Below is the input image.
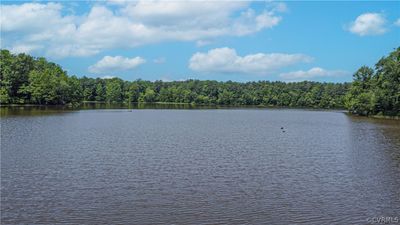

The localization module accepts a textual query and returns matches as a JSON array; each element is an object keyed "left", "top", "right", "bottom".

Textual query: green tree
[
  {"left": 140, "top": 88, "right": 156, "bottom": 102},
  {"left": 25, "top": 69, "right": 58, "bottom": 104},
  {"left": 374, "top": 47, "right": 400, "bottom": 115},
  {"left": 105, "top": 79, "right": 123, "bottom": 102},
  {"left": 95, "top": 80, "right": 106, "bottom": 102},
  {"left": 126, "top": 83, "right": 140, "bottom": 102}
]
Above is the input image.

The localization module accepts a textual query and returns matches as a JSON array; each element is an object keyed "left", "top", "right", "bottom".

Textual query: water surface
[{"left": 1, "top": 107, "right": 399, "bottom": 224}]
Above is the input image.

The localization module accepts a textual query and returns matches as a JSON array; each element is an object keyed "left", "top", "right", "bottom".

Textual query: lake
[{"left": 1, "top": 106, "right": 400, "bottom": 224}]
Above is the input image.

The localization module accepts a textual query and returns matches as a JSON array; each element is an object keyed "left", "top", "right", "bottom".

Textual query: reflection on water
[
  {"left": 1, "top": 103, "right": 334, "bottom": 117},
  {"left": 347, "top": 115, "right": 400, "bottom": 167},
  {"left": 1, "top": 108, "right": 399, "bottom": 224},
  {"left": 1, "top": 105, "right": 73, "bottom": 117},
  {"left": 0, "top": 103, "right": 266, "bottom": 117}
]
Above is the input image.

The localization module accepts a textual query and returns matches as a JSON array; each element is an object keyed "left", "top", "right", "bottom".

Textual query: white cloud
[
  {"left": 0, "top": 3, "right": 81, "bottom": 56},
  {"left": 394, "top": 18, "right": 400, "bottom": 26},
  {"left": 231, "top": 8, "right": 281, "bottom": 36},
  {"left": 0, "top": 1, "right": 285, "bottom": 58},
  {"left": 153, "top": 57, "right": 166, "bottom": 64},
  {"left": 189, "top": 47, "right": 312, "bottom": 75},
  {"left": 273, "top": 2, "right": 288, "bottom": 13},
  {"left": 0, "top": 3, "right": 69, "bottom": 32},
  {"left": 107, "top": 0, "right": 129, "bottom": 6},
  {"left": 348, "top": 13, "right": 387, "bottom": 36},
  {"left": 89, "top": 56, "right": 146, "bottom": 74},
  {"left": 279, "top": 67, "right": 349, "bottom": 81},
  {"left": 121, "top": 1, "right": 246, "bottom": 26},
  {"left": 196, "top": 40, "right": 213, "bottom": 47},
  {"left": 100, "top": 75, "right": 117, "bottom": 79},
  {"left": 9, "top": 44, "right": 43, "bottom": 54}
]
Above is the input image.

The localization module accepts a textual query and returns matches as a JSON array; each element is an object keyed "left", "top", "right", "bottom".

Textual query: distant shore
[
  {"left": 3, "top": 102, "right": 399, "bottom": 120},
  {"left": 3, "top": 103, "right": 397, "bottom": 119},
  {"left": 1, "top": 101, "right": 345, "bottom": 110}
]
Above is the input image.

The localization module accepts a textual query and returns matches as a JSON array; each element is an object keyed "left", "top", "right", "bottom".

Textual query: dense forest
[
  {"left": 344, "top": 48, "right": 400, "bottom": 116},
  {"left": 1, "top": 48, "right": 399, "bottom": 116}
]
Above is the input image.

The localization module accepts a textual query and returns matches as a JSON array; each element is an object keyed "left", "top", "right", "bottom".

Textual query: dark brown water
[{"left": 1, "top": 107, "right": 400, "bottom": 224}]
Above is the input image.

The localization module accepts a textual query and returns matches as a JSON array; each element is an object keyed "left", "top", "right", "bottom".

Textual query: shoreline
[
  {"left": 1, "top": 104, "right": 398, "bottom": 120},
  {"left": 370, "top": 115, "right": 400, "bottom": 120},
  {"left": 345, "top": 112, "right": 400, "bottom": 120},
  {"left": 1, "top": 102, "right": 346, "bottom": 110},
  {"left": 3, "top": 103, "right": 398, "bottom": 119}
]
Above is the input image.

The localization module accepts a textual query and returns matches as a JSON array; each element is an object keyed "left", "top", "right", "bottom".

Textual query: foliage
[
  {"left": 1, "top": 50, "right": 81, "bottom": 104},
  {"left": 1, "top": 48, "right": 399, "bottom": 117},
  {"left": 344, "top": 47, "right": 400, "bottom": 116}
]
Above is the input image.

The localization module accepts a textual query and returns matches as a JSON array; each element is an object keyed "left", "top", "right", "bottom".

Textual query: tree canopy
[
  {"left": 345, "top": 47, "right": 399, "bottom": 116},
  {"left": 1, "top": 48, "right": 399, "bottom": 116}
]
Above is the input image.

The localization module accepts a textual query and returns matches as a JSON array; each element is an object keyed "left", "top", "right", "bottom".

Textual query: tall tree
[{"left": 105, "top": 79, "right": 123, "bottom": 102}]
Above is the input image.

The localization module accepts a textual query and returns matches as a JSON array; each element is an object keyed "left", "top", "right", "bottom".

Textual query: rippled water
[{"left": 1, "top": 108, "right": 400, "bottom": 224}]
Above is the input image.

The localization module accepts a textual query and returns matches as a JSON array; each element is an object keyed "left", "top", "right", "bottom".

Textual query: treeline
[
  {"left": 1, "top": 48, "right": 399, "bottom": 116},
  {"left": 1, "top": 50, "right": 81, "bottom": 105},
  {"left": 345, "top": 48, "right": 400, "bottom": 116},
  {"left": 0, "top": 49, "right": 349, "bottom": 108}
]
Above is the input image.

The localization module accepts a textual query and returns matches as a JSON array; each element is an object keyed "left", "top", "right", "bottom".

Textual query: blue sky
[{"left": 1, "top": 1, "right": 399, "bottom": 82}]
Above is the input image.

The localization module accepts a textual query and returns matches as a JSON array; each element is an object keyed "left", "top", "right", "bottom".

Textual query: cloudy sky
[{"left": 1, "top": 1, "right": 399, "bottom": 82}]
